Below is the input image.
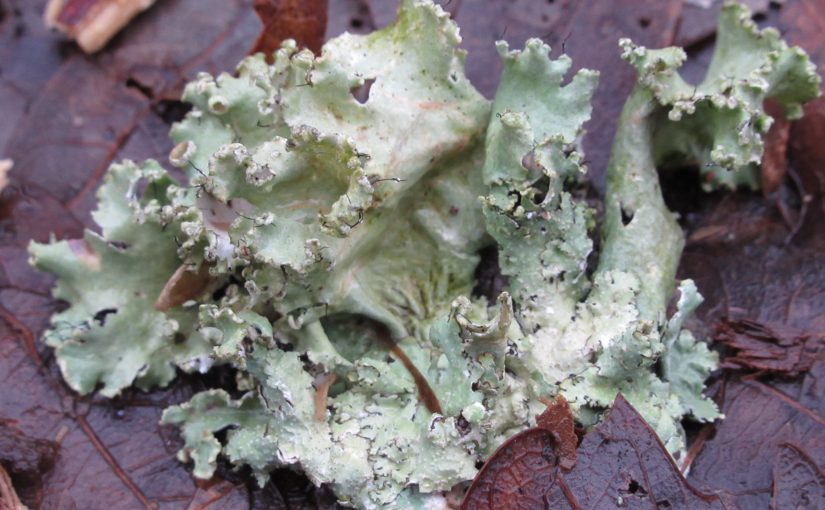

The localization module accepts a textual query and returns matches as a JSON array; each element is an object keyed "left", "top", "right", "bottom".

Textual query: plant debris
[
  {"left": 1, "top": 463, "right": 28, "bottom": 510},
  {"left": 43, "top": 0, "right": 157, "bottom": 53},
  {"left": 716, "top": 319, "right": 823, "bottom": 376},
  {"left": 251, "top": 0, "right": 328, "bottom": 55},
  {"left": 688, "top": 373, "right": 825, "bottom": 508},
  {"left": 0, "top": 160, "right": 11, "bottom": 194},
  {"left": 462, "top": 395, "right": 737, "bottom": 509}
]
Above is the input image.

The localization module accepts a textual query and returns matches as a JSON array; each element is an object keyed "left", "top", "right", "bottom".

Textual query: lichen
[{"left": 29, "top": 1, "right": 819, "bottom": 508}]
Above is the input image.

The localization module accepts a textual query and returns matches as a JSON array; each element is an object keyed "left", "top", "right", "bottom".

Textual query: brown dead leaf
[
  {"left": 461, "top": 427, "right": 561, "bottom": 509},
  {"left": 778, "top": 0, "right": 825, "bottom": 248},
  {"left": 0, "top": 0, "right": 70, "bottom": 154},
  {"left": 0, "top": 421, "right": 57, "bottom": 509},
  {"left": 155, "top": 262, "right": 212, "bottom": 312},
  {"left": 462, "top": 395, "right": 736, "bottom": 510},
  {"left": 251, "top": 0, "right": 328, "bottom": 56},
  {"left": 771, "top": 443, "right": 825, "bottom": 509},
  {"left": 536, "top": 396, "right": 577, "bottom": 471},
  {"left": 688, "top": 373, "right": 825, "bottom": 508}
]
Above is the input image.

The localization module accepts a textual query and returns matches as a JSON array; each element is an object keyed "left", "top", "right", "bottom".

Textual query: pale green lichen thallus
[{"left": 29, "top": 1, "right": 819, "bottom": 508}]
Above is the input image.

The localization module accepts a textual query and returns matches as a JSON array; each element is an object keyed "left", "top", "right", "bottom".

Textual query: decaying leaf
[
  {"left": 155, "top": 262, "right": 212, "bottom": 312},
  {"left": 0, "top": 422, "right": 57, "bottom": 510},
  {"left": 459, "top": 396, "right": 578, "bottom": 510},
  {"left": 780, "top": 0, "right": 825, "bottom": 247},
  {"left": 462, "top": 395, "right": 735, "bottom": 510},
  {"left": 771, "top": 443, "right": 825, "bottom": 509},
  {"left": 536, "top": 397, "right": 577, "bottom": 471},
  {"left": 460, "top": 427, "right": 562, "bottom": 510},
  {"left": 688, "top": 372, "right": 825, "bottom": 508}
]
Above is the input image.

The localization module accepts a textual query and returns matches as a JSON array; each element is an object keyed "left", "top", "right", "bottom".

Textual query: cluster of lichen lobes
[
  {"left": 622, "top": 1, "right": 819, "bottom": 190},
  {"left": 28, "top": 1, "right": 818, "bottom": 509}
]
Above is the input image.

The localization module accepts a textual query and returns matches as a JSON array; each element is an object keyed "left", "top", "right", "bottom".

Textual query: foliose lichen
[{"left": 29, "top": 1, "right": 819, "bottom": 508}]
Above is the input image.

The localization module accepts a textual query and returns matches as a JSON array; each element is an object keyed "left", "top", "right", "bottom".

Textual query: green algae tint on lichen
[{"left": 29, "top": 1, "right": 819, "bottom": 508}]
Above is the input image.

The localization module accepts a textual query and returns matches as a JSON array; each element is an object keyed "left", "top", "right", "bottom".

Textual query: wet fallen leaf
[
  {"left": 0, "top": 421, "right": 57, "bottom": 509},
  {"left": 688, "top": 373, "right": 825, "bottom": 508},
  {"left": 677, "top": 163, "right": 824, "bottom": 347},
  {"left": 680, "top": 203, "right": 825, "bottom": 508},
  {"left": 462, "top": 395, "right": 735, "bottom": 510},
  {"left": 779, "top": 0, "right": 825, "bottom": 249},
  {"left": 184, "top": 479, "right": 250, "bottom": 510},
  {"left": 461, "top": 428, "right": 561, "bottom": 510},
  {"left": 460, "top": 397, "right": 577, "bottom": 509},
  {"left": 771, "top": 443, "right": 825, "bottom": 509}
]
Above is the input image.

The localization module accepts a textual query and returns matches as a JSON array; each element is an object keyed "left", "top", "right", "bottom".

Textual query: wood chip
[
  {"left": 44, "top": 0, "right": 157, "bottom": 53},
  {"left": 0, "top": 159, "right": 11, "bottom": 194}
]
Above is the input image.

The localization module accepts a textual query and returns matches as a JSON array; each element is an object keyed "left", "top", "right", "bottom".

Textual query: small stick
[{"left": 376, "top": 325, "right": 443, "bottom": 415}]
